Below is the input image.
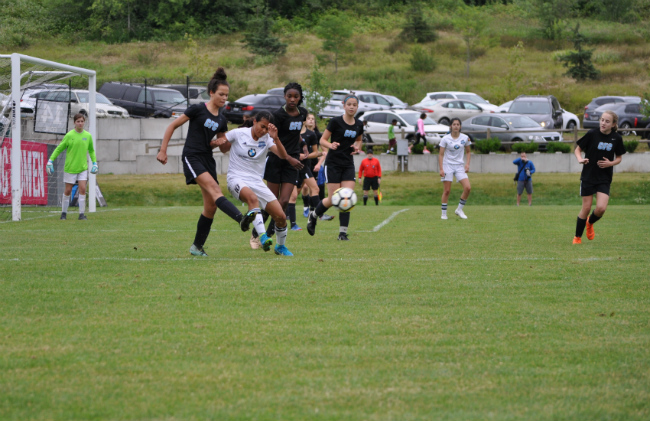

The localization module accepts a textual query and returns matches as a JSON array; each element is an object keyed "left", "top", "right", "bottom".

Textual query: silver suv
[
  {"left": 507, "top": 95, "right": 564, "bottom": 129},
  {"left": 319, "top": 89, "right": 403, "bottom": 119}
]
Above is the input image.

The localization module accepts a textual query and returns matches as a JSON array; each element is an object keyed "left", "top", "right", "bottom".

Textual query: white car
[
  {"left": 359, "top": 109, "right": 450, "bottom": 144},
  {"left": 498, "top": 100, "right": 580, "bottom": 130},
  {"left": 319, "top": 89, "right": 402, "bottom": 119},
  {"left": 420, "top": 91, "right": 500, "bottom": 112},
  {"left": 32, "top": 89, "right": 129, "bottom": 118}
]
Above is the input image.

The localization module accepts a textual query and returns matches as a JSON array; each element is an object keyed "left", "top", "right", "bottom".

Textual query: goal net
[{"left": 0, "top": 53, "right": 98, "bottom": 221}]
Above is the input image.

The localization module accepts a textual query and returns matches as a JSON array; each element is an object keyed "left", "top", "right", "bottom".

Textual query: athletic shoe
[
  {"left": 274, "top": 244, "right": 294, "bottom": 256},
  {"left": 572, "top": 236, "right": 582, "bottom": 245},
  {"left": 319, "top": 214, "right": 335, "bottom": 221},
  {"left": 455, "top": 209, "right": 468, "bottom": 219},
  {"left": 291, "top": 224, "right": 302, "bottom": 231},
  {"left": 586, "top": 221, "right": 595, "bottom": 240},
  {"left": 338, "top": 232, "right": 350, "bottom": 241},
  {"left": 250, "top": 235, "right": 262, "bottom": 250},
  {"left": 307, "top": 211, "right": 318, "bottom": 236},
  {"left": 260, "top": 233, "right": 273, "bottom": 252},
  {"left": 240, "top": 210, "right": 256, "bottom": 232},
  {"left": 60, "top": 212, "right": 66, "bottom": 220},
  {"left": 441, "top": 214, "right": 448, "bottom": 220},
  {"left": 190, "top": 244, "right": 208, "bottom": 257},
  {"left": 303, "top": 208, "right": 309, "bottom": 218},
  {"left": 78, "top": 214, "right": 87, "bottom": 220}
]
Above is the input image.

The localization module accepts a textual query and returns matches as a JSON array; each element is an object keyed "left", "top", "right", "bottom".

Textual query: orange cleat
[
  {"left": 572, "top": 236, "right": 582, "bottom": 244},
  {"left": 586, "top": 221, "right": 595, "bottom": 240}
]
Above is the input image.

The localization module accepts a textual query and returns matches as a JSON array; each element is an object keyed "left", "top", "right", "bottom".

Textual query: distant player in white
[
  {"left": 438, "top": 118, "right": 472, "bottom": 219},
  {"left": 222, "top": 111, "right": 295, "bottom": 256}
]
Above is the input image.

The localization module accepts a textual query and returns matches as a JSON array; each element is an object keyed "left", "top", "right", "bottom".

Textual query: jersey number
[{"left": 597, "top": 142, "right": 613, "bottom": 151}]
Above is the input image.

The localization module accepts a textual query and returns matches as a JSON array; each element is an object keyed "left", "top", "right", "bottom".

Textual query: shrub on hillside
[
  {"left": 512, "top": 143, "right": 539, "bottom": 153},
  {"left": 410, "top": 46, "right": 436, "bottom": 72},
  {"left": 474, "top": 138, "right": 501, "bottom": 154},
  {"left": 624, "top": 140, "right": 639, "bottom": 153},
  {"left": 546, "top": 142, "right": 571, "bottom": 153}
]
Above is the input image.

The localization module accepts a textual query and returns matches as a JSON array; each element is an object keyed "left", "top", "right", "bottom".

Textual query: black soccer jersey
[
  {"left": 576, "top": 129, "right": 626, "bottom": 184},
  {"left": 301, "top": 129, "right": 319, "bottom": 167},
  {"left": 324, "top": 116, "right": 364, "bottom": 167},
  {"left": 182, "top": 104, "right": 228, "bottom": 156},
  {"left": 272, "top": 106, "right": 308, "bottom": 157}
]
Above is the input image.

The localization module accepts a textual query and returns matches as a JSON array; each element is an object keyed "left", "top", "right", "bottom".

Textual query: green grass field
[{"left": 1, "top": 174, "right": 649, "bottom": 420}]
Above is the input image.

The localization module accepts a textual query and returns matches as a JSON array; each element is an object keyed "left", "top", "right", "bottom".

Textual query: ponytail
[{"left": 207, "top": 67, "right": 229, "bottom": 94}]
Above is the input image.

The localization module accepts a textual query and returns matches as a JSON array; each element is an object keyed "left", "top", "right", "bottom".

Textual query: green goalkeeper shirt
[
  {"left": 388, "top": 124, "right": 396, "bottom": 140},
  {"left": 49, "top": 129, "right": 97, "bottom": 174}
]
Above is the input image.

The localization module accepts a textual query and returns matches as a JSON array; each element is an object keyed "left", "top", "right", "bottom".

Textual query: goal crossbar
[{"left": 1, "top": 54, "right": 97, "bottom": 221}]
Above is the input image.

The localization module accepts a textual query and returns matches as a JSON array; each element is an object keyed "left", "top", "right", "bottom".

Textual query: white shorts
[
  {"left": 63, "top": 171, "right": 88, "bottom": 184},
  {"left": 227, "top": 176, "right": 277, "bottom": 210},
  {"left": 441, "top": 163, "right": 468, "bottom": 182}
]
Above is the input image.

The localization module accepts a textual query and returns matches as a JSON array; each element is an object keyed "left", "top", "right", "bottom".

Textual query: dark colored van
[{"left": 99, "top": 82, "right": 187, "bottom": 118}]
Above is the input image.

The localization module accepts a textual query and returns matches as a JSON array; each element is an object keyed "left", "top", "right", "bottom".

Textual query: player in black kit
[
  {"left": 307, "top": 94, "right": 364, "bottom": 240},
  {"left": 157, "top": 68, "right": 254, "bottom": 257},
  {"left": 572, "top": 110, "right": 626, "bottom": 244}
]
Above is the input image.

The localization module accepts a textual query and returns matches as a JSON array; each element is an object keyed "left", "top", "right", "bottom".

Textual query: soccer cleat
[
  {"left": 291, "top": 224, "right": 302, "bottom": 231},
  {"left": 190, "top": 244, "right": 208, "bottom": 256},
  {"left": 78, "top": 214, "right": 87, "bottom": 220},
  {"left": 319, "top": 214, "right": 335, "bottom": 221},
  {"left": 239, "top": 210, "right": 256, "bottom": 232},
  {"left": 586, "top": 221, "right": 595, "bottom": 240},
  {"left": 441, "top": 214, "right": 448, "bottom": 220},
  {"left": 572, "top": 236, "right": 582, "bottom": 245},
  {"left": 60, "top": 212, "right": 67, "bottom": 220},
  {"left": 274, "top": 244, "right": 294, "bottom": 256},
  {"left": 338, "top": 232, "right": 350, "bottom": 241},
  {"left": 307, "top": 211, "right": 318, "bottom": 236},
  {"left": 260, "top": 233, "right": 273, "bottom": 252},
  {"left": 455, "top": 209, "right": 468, "bottom": 219},
  {"left": 250, "top": 235, "right": 262, "bottom": 250},
  {"left": 303, "top": 208, "right": 309, "bottom": 218}
]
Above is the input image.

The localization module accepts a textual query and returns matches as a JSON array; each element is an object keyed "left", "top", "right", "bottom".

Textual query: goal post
[{"left": 2, "top": 53, "right": 97, "bottom": 221}]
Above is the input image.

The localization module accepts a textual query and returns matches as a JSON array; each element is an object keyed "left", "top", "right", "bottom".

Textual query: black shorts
[
  {"left": 580, "top": 180, "right": 610, "bottom": 197},
  {"left": 298, "top": 163, "right": 314, "bottom": 183},
  {"left": 363, "top": 177, "right": 380, "bottom": 191},
  {"left": 324, "top": 163, "right": 356, "bottom": 184},
  {"left": 183, "top": 154, "right": 218, "bottom": 185},
  {"left": 264, "top": 153, "right": 300, "bottom": 186}
]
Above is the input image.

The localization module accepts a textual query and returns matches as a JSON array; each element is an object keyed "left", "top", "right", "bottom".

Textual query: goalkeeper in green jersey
[{"left": 46, "top": 113, "right": 98, "bottom": 220}]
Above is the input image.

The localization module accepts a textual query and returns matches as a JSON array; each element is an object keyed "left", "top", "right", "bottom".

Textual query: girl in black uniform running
[
  {"left": 157, "top": 68, "right": 254, "bottom": 257},
  {"left": 572, "top": 110, "right": 626, "bottom": 244},
  {"left": 262, "top": 82, "right": 308, "bottom": 238},
  {"left": 307, "top": 94, "right": 364, "bottom": 240}
]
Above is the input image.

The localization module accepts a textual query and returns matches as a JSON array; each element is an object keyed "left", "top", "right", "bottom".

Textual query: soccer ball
[{"left": 330, "top": 187, "right": 357, "bottom": 212}]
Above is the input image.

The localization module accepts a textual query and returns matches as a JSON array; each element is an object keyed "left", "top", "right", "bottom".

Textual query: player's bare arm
[{"left": 158, "top": 114, "right": 189, "bottom": 165}]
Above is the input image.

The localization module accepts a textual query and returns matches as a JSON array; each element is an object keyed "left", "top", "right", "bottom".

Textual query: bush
[
  {"left": 546, "top": 142, "right": 571, "bottom": 153},
  {"left": 411, "top": 143, "right": 425, "bottom": 154},
  {"left": 512, "top": 143, "right": 539, "bottom": 153},
  {"left": 624, "top": 140, "right": 639, "bottom": 153},
  {"left": 473, "top": 138, "right": 501, "bottom": 154},
  {"left": 410, "top": 46, "right": 436, "bottom": 72}
]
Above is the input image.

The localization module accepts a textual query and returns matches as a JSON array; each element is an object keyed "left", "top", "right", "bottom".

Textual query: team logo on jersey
[
  {"left": 258, "top": 141, "right": 266, "bottom": 148},
  {"left": 204, "top": 119, "right": 219, "bottom": 131},
  {"left": 344, "top": 130, "right": 356, "bottom": 138},
  {"left": 461, "top": 140, "right": 466, "bottom": 145},
  {"left": 248, "top": 148, "right": 257, "bottom": 157},
  {"left": 597, "top": 142, "right": 613, "bottom": 151},
  {"left": 82, "top": 138, "right": 87, "bottom": 141},
  {"left": 454, "top": 144, "right": 460, "bottom": 150},
  {"left": 289, "top": 122, "right": 303, "bottom": 130}
]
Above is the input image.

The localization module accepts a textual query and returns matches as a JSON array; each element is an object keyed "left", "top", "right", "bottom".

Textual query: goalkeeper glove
[
  {"left": 46, "top": 160, "right": 54, "bottom": 175},
  {"left": 91, "top": 162, "right": 98, "bottom": 174}
]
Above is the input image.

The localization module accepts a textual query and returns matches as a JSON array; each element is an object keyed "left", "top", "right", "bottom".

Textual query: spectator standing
[
  {"left": 513, "top": 152, "right": 535, "bottom": 206},
  {"left": 414, "top": 113, "right": 427, "bottom": 146},
  {"left": 388, "top": 119, "right": 397, "bottom": 154},
  {"left": 358, "top": 147, "right": 382, "bottom": 205}
]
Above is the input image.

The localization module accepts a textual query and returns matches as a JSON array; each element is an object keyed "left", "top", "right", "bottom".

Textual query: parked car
[
  {"left": 35, "top": 89, "right": 129, "bottom": 118},
  {"left": 155, "top": 84, "right": 208, "bottom": 106},
  {"left": 500, "top": 99, "right": 580, "bottom": 130},
  {"left": 99, "top": 82, "right": 187, "bottom": 118},
  {"left": 266, "top": 87, "right": 285, "bottom": 96},
  {"left": 319, "top": 89, "right": 402, "bottom": 119},
  {"left": 410, "top": 99, "right": 444, "bottom": 112},
  {"left": 420, "top": 91, "right": 500, "bottom": 112},
  {"left": 224, "top": 94, "right": 285, "bottom": 124},
  {"left": 384, "top": 94, "right": 408, "bottom": 109},
  {"left": 507, "top": 95, "right": 566, "bottom": 130},
  {"left": 589, "top": 102, "right": 650, "bottom": 136},
  {"left": 583, "top": 95, "right": 642, "bottom": 128},
  {"left": 462, "top": 113, "right": 562, "bottom": 150},
  {"left": 18, "top": 85, "right": 68, "bottom": 117},
  {"left": 417, "top": 99, "right": 488, "bottom": 125},
  {"left": 359, "top": 109, "right": 450, "bottom": 144}
]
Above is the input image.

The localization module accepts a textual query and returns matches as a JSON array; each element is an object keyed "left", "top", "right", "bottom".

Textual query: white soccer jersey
[
  {"left": 440, "top": 133, "right": 471, "bottom": 166},
  {"left": 225, "top": 127, "right": 275, "bottom": 179}
]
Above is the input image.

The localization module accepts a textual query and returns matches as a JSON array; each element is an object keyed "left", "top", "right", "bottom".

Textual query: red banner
[{"left": 0, "top": 138, "right": 49, "bottom": 205}]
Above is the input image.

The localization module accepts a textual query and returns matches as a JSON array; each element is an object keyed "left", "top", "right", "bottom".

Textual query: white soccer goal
[{"left": 0, "top": 53, "right": 97, "bottom": 221}]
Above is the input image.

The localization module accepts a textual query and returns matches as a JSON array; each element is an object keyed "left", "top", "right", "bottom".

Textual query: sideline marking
[{"left": 372, "top": 209, "right": 410, "bottom": 232}]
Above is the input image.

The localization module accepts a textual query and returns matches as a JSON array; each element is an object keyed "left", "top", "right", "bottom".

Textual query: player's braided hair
[
  {"left": 207, "top": 67, "right": 229, "bottom": 94},
  {"left": 284, "top": 82, "right": 303, "bottom": 105}
]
